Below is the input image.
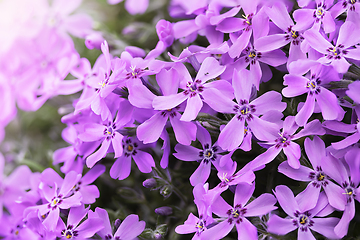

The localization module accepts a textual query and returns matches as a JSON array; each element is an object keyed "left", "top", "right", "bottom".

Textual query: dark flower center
[
  {"left": 306, "top": 75, "right": 321, "bottom": 95},
  {"left": 104, "top": 122, "right": 117, "bottom": 140},
  {"left": 226, "top": 204, "right": 247, "bottom": 224},
  {"left": 184, "top": 79, "right": 204, "bottom": 97},
  {"left": 233, "top": 100, "right": 256, "bottom": 121},
  {"left": 293, "top": 211, "right": 314, "bottom": 231},
  {"left": 275, "top": 132, "right": 292, "bottom": 148},
  {"left": 326, "top": 44, "right": 348, "bottom": 60},
  {"left": 195, "top": 217, "right": 206, "bottom": 235},
  {"left": 123, "top": 138, "right": 138, "bottom": 157},
  {"left": 199, "top": 144, "right": 218, "bottom": 164}
]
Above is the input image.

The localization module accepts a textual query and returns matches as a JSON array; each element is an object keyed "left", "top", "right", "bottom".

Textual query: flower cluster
[{"left": 1, "top": 0, "right": 360, "bottom": 239}]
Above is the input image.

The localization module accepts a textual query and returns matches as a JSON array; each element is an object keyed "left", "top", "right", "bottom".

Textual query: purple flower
[
  {"left": 56, "top": 205, "right": 104, "bottom": 239},
  {"left": 303, "top": 21, "right": 360, "bottom": 73},
  {"left": 293, "top": 0, "right": 336, "bottom": 33},
  {"left": 284, "top": 61, "right": 345, "bottom": 126},
  {"left": 251, "top": 116, "right": 325, "bottom": 169},
  {"left": 0, "top": 156, "right": 32, "bottom": 218},
  {"left": 78, "top": 101, "right": 134, "bottom": 168},
  {"left": 212, "top": 159, "right": 256, "bottom": 196},
  {"left": 110, "top": 136, "right": 155, "bottom": 180},
  {"left": 278, "top": 136, "right": 341, "bottom": 210},
  {"left": 216, "top": 0, "right": 267, "bottom": 58},
  {"left": 24, "top": 171, "right": 82, "bottom": 231},
  {"left": 202, "top": 69, "right": 286, "bottom": 151},
  {"left": 75, "top": 41, "right": 120, "bottom": 121},
  {"left": 320, "top": 148, "right": 360, "bottom": 238},
  {"left": 268, "top": 185, "right": 339, "bottom": 239},
  {"left": 173, "top": 124, "right": 224, "bottom": 186},
  {"left": 135, "top": 68, "right": 197, "bottom": 145},
  {"left": 69, "top": 164, "right": 105, "bottom": 204},
  {"left": 88, "top": 207, "right": 145, "bottom": 240},
  {"left": 200, "top": 182, "right": 277, "bottom": 240},
  {"left": 175, "top": 183, "right": 214, "bottom": 239},
  {"left": 255, "top": 2, "right": 307, "bottom": 67},
  {"left": 152, "top": 57, "right": 230, "bottom": 122},
  {"left": 229, "top": 38, "right": 287, "bottom": 89}
]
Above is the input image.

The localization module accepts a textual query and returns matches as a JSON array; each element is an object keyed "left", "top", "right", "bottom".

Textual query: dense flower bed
[{"left": 0, "top": 0, "right": 360, "bottom": 239}]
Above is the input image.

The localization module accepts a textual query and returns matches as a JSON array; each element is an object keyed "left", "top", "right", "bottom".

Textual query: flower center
[
  {"left": 64, "top": 230, "right": 73, "bottom": 239},
  {"left": 317, "top": 173, "right": 325, "bottom": 181},
  {"left": 195, "top": 218, "right": 206, "bottom": 235},
  {"left": 49, "top": 195, "right": 63, "bottom": 209},
  {"left": 315, "top": 7, "right": 325, "bottom": 18},
  {"left": 244, "top": 47, "right": 262, "bottom": 65},
  {"left": 306, "top": 75, "right": 321, "bottom": 95},
  {"left": 127, "top": 144, "right": 134, "bottom": 152},
  {"left": 184, "top": 79, "right": 203, "bottom": 97},
  {"left": 293, "top": 211, "right": 314, "bottom": 231},
  {"left": 285, "top": 27, "right": 304, "bottom": 45},
  {"left": 103, "top": 122, "right": 117, "bottom": 139},
  {"left": 291, "top": 30, "right": 299, "bottom": 39},
  {"left": 326, "top": 45, "right": 348, "bottom": 59},
  {"left": 160, "top": 106, "right": 180, "bottom": 118},
  {"left": 227, "top": 204, "right": 247, "bottom": 224},
  {"left": 199, "top": 144, "right": 218, "bottom": 164},
  {"left": 242, "top": 13, "right": 254, "bottom": 31},
  {"left": 248, "top": 51, "right": 256, "bottom": 58},
  {"left": 275, "top": 132, "right": 291, "bottom": 148},
  {"left": 61, "top": 226, "right": 79, "bottom": 239},
  {"left": 123, "top": 138, "right": 138, "bottom": 157},
  {"left": 233, "top": 100, "right": 256, "bottom": 121}
]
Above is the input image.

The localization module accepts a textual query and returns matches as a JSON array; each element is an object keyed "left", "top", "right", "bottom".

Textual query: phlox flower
[
  {"left": 153, "top": 57, "right": 231, "bottom": 122},
  {"left": 303, "top": 20, "right": 360, "bottom": 73},
  {"left": 78, "top": 100, "right": 134, "bottom": 168},
  {"left": 284, "top": 61, "right": 345, "bottom": 126},
  {"left": 175, "top": 183, "right": 214, "bottom": 239},
  {"left": 110, "top": 136, "right": 155, "bottom": 180},
  {"left": 251, "top": 116, "right": 325, "bottom": 169},
  {"left": 173, "top": 123, "right": 224, "bottom": 186},
  {"left": 293, "top": 0, "right": 336, "bottom": 33},
  {"left": 278, "top": 136, "right": 330, "bottom": 208},
  {"left": 202, "top": 69, "right": 286, "bottom": 151},
  {"left": 24, "top": 171, "right": 82, "bottom": 232},
  {"left": 133, "top": 67, "right": 196, "bottom": 146},
  {"left": 0, "top": 154, "right": 32, "bottom": 218},
  {"left": 255, "top": 2, "right": 307, "bottom": 67},
  {"left": 320, "top": 148, "right": 360, "bottom": 238},
  {"left": 88, "top": 207, "right": 145, "bottom": 240},
  {"left": 200, "top": 182, "right": 277, "bottom": 240},
  {"left": 217, "top": 0, "right": 267, "bottom": 58},
  {"left": 56, "top": 205, "right": 103, "bottom": 239},
  {"left": 75, "top": 41, "right": 121, "bottom": 121},
  {"left": 268, "top": 185, "right": 339, "bottom": 239}
]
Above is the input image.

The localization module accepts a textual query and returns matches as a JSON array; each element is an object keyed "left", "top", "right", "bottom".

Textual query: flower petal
[{"left": 180, "top": 94, "right": 203, "bottom": 121}]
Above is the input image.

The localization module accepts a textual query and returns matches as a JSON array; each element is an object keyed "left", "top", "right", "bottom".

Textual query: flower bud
[
  {"left": 143, "top": 178, "right": 157, "bottom": 189},
  {"left": 85, "top": 32, "right": 104, "bottom": 50},
  {"left": 114, "top": 219, "right": 121, "bottom": 230},
  {"left": 154, "top": 206, "right": 173, "bottom": 216}
]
